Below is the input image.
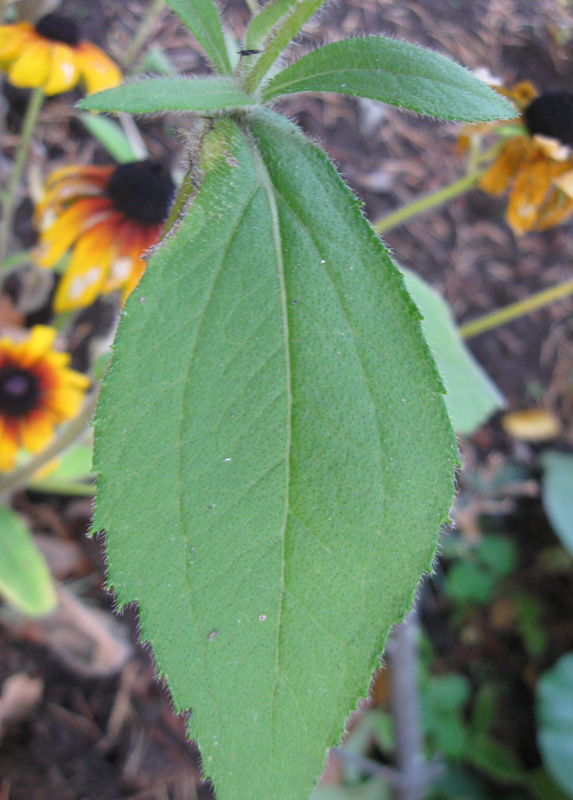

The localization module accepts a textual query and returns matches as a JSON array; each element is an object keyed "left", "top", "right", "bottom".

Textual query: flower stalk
[
  {"left": 459, "top": 278, "right": 573, "bottom": 339},
  {"left": 373, "top": 167, "right": 484, "bottom": 236},
  {"left": 0, "top": 87, "right": 44, "bottom": 267},
  {"left": 122, "top": 0, "right": 167, "bottom": 70}
]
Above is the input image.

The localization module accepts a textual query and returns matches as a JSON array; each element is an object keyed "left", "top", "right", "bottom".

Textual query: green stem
[
  {"left": 0, "top": 87, "right": 44, "bottom": 267},
  {"left": 373, "top": 167, "right": 485, "bottom": 236},
  {"left": 459, "top": 279, "right": 573, "bottom": 339},
  {"left": 0, "top": 390, "right": 99, "bottom": 500},
  {"left": 122, "top": 0, "right": 167, "bottom": 70},
  {"left": 243, "top": 0, "right": 326, "bottom": 93}
]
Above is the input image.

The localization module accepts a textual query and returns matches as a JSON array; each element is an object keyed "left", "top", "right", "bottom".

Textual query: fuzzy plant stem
[
  {"left": 373, "top": 168, "right": 484, "bottom": 236},
  {"left": 387, "top": 614, "right": 437, "bottom": 800},
  {"left": 460, "top": 278, "right": 573, "bottom": 339},
  {"left": 0, "top": 87, "right": 44, "bottom": 267}
]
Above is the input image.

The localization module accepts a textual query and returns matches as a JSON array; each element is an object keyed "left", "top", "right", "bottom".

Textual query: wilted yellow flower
[
  {"left": 0, "top": 13, "right": 121, "bottom": 95},
  {"left": 0, "top": 326, "right": 90, "bottom": 471},
  {"left": 478, "top": 84, "right": 573, "bottom": 234},
  {"left": 35, "top": 161, "right": 175, "bottom": 311}
]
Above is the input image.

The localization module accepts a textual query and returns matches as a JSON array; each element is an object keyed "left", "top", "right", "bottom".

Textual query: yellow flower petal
[
  {"left": 54, "top": 220, "right": 116, "bottom": 312},
  {"left": 0, "top": 419, "right": 19, "bottom": 472},
  {"left": 7, "top": 38, "right": 51, "bottom": 89},
  {"left": 75, "top": 41, "right": 122, "bottom": 94},
  {"left": 47, "top": 386, "right": 86, "bottom": 420},
  {"left": 37, "top": 196, "right": 111, "bottom": 266},
  {"left": 0, "top": 23, "right": 34, "bottom": 63},
  {"left": 43, "top": 42, "right": 80, "bottom": 95},
  {"left": 19, "top": 412, "right": 56, "bottom": 454},
  {"left": 18, "top": 326, "right": 57, "bottom": 367},
  {"left": 502, "top": 409, "right": 561, "bottom": 441},
  {"left": 506, "top": 154, "right": 552, "bottom": 234}
]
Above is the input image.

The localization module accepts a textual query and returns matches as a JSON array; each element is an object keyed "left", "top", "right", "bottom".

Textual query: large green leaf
[
  {"left": 78, "top": 77, "right": 256, "bottom": 114},
  {"left": 401, "top": 268, "right": 504, "bottom": 433},
  {"left": 537, "top": 653, "right": 573, "bottom": 798},
  {"left": 167, "top": 0, "right": 231, "bottom": 75},
  {"left": 541, "top": 452, "right": 573, "bottom": 556},
  {"left": 93, "top": 110, "right": 456, "bottom": 800},
  {"left": 262, "top": 37, "right": 517, "bottom": 121},
  {"left": 0, "top": 506, "right": 56, "bottom": 616}
]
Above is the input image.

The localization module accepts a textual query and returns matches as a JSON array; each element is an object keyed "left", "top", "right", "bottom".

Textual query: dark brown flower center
[
  {"left": 524, "top": 91, "right": 573, "bottom": 147},
  {"left": 106, "top": 161, "right": 175, "bottom": 226},
  {"left": 0, "top": 365, "right": 41, "bottom": 417},
  {"left": 35, "top": 13, "right": 80, "bottom": 47}
]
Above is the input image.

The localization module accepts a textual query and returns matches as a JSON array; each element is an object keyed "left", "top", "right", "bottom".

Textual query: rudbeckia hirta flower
[
  {"left": 0, "top": 326, "right": 90, "bottom": 471},
  {"left": 0, "top": 12, "right": 121, "bottom": 95},
  {"left": 477, "top": 84, "right": 573, "bottom": 234},
  {"left": 36, "top": 160, "right": 175, "bottom": 311}
]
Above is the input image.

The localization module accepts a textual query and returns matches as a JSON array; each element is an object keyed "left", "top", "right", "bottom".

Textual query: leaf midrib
[
  {"left": 265, "top": 63, "right": 484, "bottom": 97},
  {"left": 246, "top": 127, "right": 293, "bottom": 791}
]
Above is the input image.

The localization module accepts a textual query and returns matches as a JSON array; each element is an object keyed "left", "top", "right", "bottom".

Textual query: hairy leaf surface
[
  {"left": 93, "top": 111, "right": 457, "bottom": 800},
  {"left": 262, "top": 37, "right": 516, "bottom": 121},
  {"left": 79, "top": 77, "right": 255, "bottom": 114},
  {"left": 167, "top": 0, "right": 231, "bottom": 75}
]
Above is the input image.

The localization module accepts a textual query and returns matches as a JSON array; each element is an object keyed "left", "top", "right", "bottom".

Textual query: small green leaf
[
  {"left": 245, "top": 0, "right": 297, "bottom": 50},
  {"left": 401, "top": 269, "right": 504, "bottom": 434},
  {"left": 541, "top": 452, "right": 573, "bottom": 556},
  {"left": 467, "top": 734, "right": 525, "bottom": 783},
  {"left": 137, "top": 46, "right": 177, "bottom": 76},
  {"left": 262, "top": 37, "right": 517, "bottom": 121},
  {"left": 537, "top": 654, "right": 573, "bottom": 798},
  {"left": 78, "top": 77, "right": 257, "bottom": 115},
  {"left": 444, "top": 562, "right": 495, "bottom": 604},
  {"left": 0, "top": 506, "right": 56, "bottom": 616},
  {"left": 93, "top": 110, "right": 456, "bottom": 800},
  {"left": 76, "top": 112, "right": 139, "bottom": 163},
  {"left": 167, "top": 0, "right": 232, "bottom": 75}
]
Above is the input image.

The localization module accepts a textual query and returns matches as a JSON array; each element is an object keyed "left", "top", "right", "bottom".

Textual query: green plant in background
[
  {"left": 75, "top": 1, "right": 515, "bottom": 798},
  {"left": 0, "top": 505, "right": 56, "bottom": 617}
]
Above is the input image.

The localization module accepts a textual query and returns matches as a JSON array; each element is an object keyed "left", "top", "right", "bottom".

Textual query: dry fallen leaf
[{"left": 502, "top": 408, "right": 562, "bottom": 441}]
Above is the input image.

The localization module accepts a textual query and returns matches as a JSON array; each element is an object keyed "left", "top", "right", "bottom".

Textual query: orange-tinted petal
[
  {"left": 43, "top": 42, "right": 80, "bottom": 95},
  {"left": 44, "top": 164, "right": 115, "bottom": 189},
  {"left": 0, "top": 418, "right": 19, "bottom": 472},
  {"left": 502, "top": 81, "right": 538, "bottom": 110},
  {"left": 8, "top": 38, "right": 51, "bottom": 89},
  {"left": 75, "top": 41, "right": 121, "bottom": 94},
  {"left": 0, "top": 23, "right": 35, "bottom": 64},
  {"left": 104, "top": 221, "right": 146, "bottom": 293},
  {"left": 534, "top": 187, "right": 573, "bottom": 231},
  {"left": 479, "top": 137, "right": 530, "bottom": 196},
  {"left": 506, "top": 154, "right": 552, "bottom": 235},
  {"left": 19, "top": 411, "right": 55, "bottom": 453},
  {"left": 37, "top": 196, "right": 112, "bottom": 266},
  {"left": 54, "top": 219, "right": 117, "bottom": 312}
]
